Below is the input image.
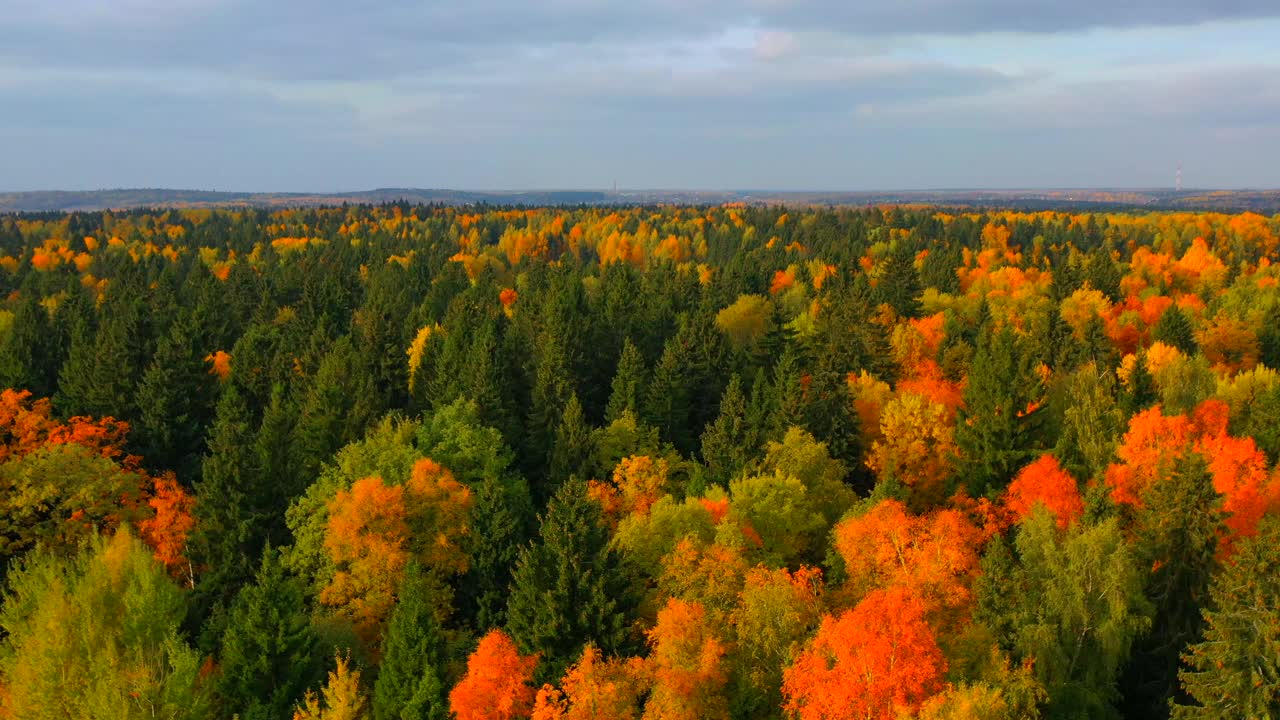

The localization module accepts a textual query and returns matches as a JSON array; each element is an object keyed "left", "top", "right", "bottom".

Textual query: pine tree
[
  {"left": 506, "top": 479, "right": 638, "bottom": 682},
  {"left": 218, "top": 547, "right": 324, "bottom": 720},
  {"left": 372, "top": 563, "right": 449, "bottom": 720},
  {"left": 55, "top": 297, "right": 143, "bottom": 421},
  {"left": 524, "top": 329, "right": 573, "bottom": 492},
  {"left": 255, "top": 383, "right": 302, "bottom": 532},
  {"left": 1176, "top": 517, "right": 1280, "bottom": 719},
  {"left": 605, "top": 338, "right": 646, "bottom": 423},
  {"left": 1154, "top": 306, "right": 1197, "bottom": 355}
]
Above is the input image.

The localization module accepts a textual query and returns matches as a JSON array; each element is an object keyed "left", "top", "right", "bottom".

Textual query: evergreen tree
[
  {"left": 955, "top": 326, "right": 1046, "bottom": 495},
  {"left": 524, "top": 329, "right": 573, "bottom": 493},
  {"left": 217, "top": 547, "right": 323, "bottom": 720},
  {"left": 879, "top": 242, "right": 923, "bottom": 318},
  {"left": 548, "top": 393, "right": 594, "bottom": 486},
  {"left": 1120, "top": 455, "right": 1222, "bottom": 719},
  {"left": 135, "top": 310, "right": 218, "bottom": 481},
  {"left": 1154, "top": 306, "right": 1197, "bottom": 355},
  {"left": 700, "top": 374, "right": 753, "bottom": 485},
  {"left": 605, "top": 337, "right": 646, "bottom": 423},
  {"left": 458, "top": 475, "right": 533, "bottom": 631},
  {"left": 372, "top": 563, "right": 449, "bottom": 720},
  {"left": 506, "top": 479, "right": 638, "bottom": 682},
  {"left": 1176, "top": 517, "right": 1280, "bottom": 719},
  {"left": 55, "top": 297, "right": 143, "bottom": 420},
  {"left": 190, "top": 384, "right": 267, "bottom": 621},
  {"left": 1257, "top": 302, "right": 1280, "bottom": 370},
  {"left": 0, "top": 294, "right": 56, "bottom": 397},
  {"left": 293, "top": 336, "right": 380, "bottom": 488},
  {"left": 1120, "top": 351, "right": 1159, "bottom": 416}
]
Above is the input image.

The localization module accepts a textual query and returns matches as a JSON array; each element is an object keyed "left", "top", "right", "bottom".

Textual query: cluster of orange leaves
[
  {"left": 1106, "top": 399, "right": 1280, "bottom": 557},
  {"left": 0, "top": 389, "right": 195, "bottom": 575}
]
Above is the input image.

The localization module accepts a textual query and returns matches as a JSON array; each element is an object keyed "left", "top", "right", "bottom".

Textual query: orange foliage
[
  {"left": 769, "top": 268, "right": 796, "bottom": 295},
  {"left": 321, "top": 476, "right": 410, "bottom": 639},
  {"left": 450, "top": 630, "right": 540, "bottom": 720},
  {"left": 138, "top": 473, "right": 197, "bottom": 579},
  {"left": 783, "top": 586, "right": 946, "bottom": 720},
  {"left": 644, "top": 599, "right": 729, "bottom": 720},
  {"left": 832, "top": 500, "right": 981, "bottom": 611},
  {"left": 205, "top": 350, "right": 232, "bottom": 381},
  {"left": 531, "top": 645, "right": 645, "bottom": 720},
  {"left": 1004, "top": 455, "right": 1083, "bottom": 529}
]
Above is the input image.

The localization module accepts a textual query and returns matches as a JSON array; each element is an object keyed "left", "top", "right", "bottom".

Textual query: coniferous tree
[
  {"left": 135, "top": 310, "right": 218, "bottom": 481},
  {"left": 956, "top": 325, "right": 1046, "bottom": 495},
  {"left": 506, "top": 479, "right": 638, "bottom": 682},
  {"left": 372, "top": 563, "right": 449, "bottom": 720},
  {"left": 700, "top": 374, "right": 753, "bottom": 484},
  {"left": 1154, "top": 306, "right": 1197, "bottom": 355},
  {"left": 1176, "top": 517, "right": 1280, "bottom": 719},
  {"left": 458, "top": 475, "right": 532, "bottom": 631},
  {"left": 0, "top": 294, "right": 55, "bottom": 397},
  {"left": 548, "top": 393, "right": 594, "bottom": 487},
  {"left": 217, "top": 547, "right": 323, "bottom": 720},
  {"left": 605, "top": 337, "right": 646, "bottom": 423},
  {"left": 293, "top": 336, "right": 380, "bottom": 488},
  {"left": 879, "top": 242, "right": 923, "bottom": 319},
  {"left": 1120, "top": 455, "right": 1222, "bottom": 719},
  {"left": 190, "top": 384, "right": 266, "bottom": 621}
]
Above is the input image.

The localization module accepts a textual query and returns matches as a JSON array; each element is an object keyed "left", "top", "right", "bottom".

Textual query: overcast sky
[{"left": 1, "top": 1, "right": 1278, "bottom": 191}]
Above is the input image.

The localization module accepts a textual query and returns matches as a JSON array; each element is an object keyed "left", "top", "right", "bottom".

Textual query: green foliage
[
  {"left": 0, "top": 529, "right": 213, "bottom": 720},
  {"left": 217, "top": 546, "right": 324, "bottom": 720},
  {"left": 372, "top": 563, "right": 448, "bottom": 720},
  {"left": 1175, "top": 517, "right": 1280, "bottom": 719},
  {"left": 505, "top": 479, "right": 639, "bottom": 681}
]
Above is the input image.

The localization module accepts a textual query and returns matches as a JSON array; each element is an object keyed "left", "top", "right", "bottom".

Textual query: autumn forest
[{"left": 0, "top": 204, "right": 1279, "bottom": 720}]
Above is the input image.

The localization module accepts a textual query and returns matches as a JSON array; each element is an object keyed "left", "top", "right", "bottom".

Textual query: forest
[{"left": 0, "top": 203, "right": 1278, "bottom": 720}]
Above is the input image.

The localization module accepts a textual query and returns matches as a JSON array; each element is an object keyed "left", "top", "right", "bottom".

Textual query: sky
[{"left": 1, "top": 0, "right": 1278, "bottom": 192}]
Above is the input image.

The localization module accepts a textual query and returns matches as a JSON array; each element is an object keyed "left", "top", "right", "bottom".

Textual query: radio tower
[{"left": 1176, "top": 161, "right": 1183, "bottom": 193}]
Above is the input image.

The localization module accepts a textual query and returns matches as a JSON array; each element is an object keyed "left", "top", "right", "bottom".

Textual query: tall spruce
[
  {"left": 605, "top": 337, "right": 647, "bottom": 423},
  {"left": 372, "top": 563, "right": 449, "bottom": 720},
  {"left": 506, "top": 479, "right": 638, "bottom": 682},
  {"left": 217, "top": 547, "right": 323, "bottom": 720},
  {"left": 956, "top": 325, "right": 1046, "bottom": 495}
]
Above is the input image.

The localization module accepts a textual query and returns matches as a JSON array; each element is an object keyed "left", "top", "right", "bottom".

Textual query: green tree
[
  {"left": 506, "top": 479, "right": 638, "bottom": 681},
  {"left": 135, "top": 309, "right": 218, "bottom": 481},
  {"left": 956, "top": 326, "right": 1046, "bottom": 495},
  {"left": 605, "top": 337, "right": 647, "bottom": 423},
  {"left": 294, "top": 336, "right": 382, "bottom": 489},
  {"left": 0, "top": 529, "right": 214, "bottom": 720},
  {"left": 1154, "top": 306, "right": 1197, "bottom": 355},
  {"left": 879, "top": 242, "right": 924, "bottom": 318},
  {"left": 1175, "top": 516, "right": 1280, "bottom": 718},
  {"left": 548, "top": 393, "right": 595, "bottom": 486},
  {"left": 217, "top": 546, "right": 324, "bottom": 720},
  {"left": 372, "top": 563, "right": 449, "bottom": 720},
  {"left": 0, "top": 294, "right": 56, "bottom": 398},
  {"left": 700, "top": 374, "right": 754, "bottom": 485}
]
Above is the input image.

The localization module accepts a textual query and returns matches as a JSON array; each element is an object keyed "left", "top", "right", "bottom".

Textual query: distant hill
[{"left": 2, "top": 187, "right": 1277, "bottom": 213}]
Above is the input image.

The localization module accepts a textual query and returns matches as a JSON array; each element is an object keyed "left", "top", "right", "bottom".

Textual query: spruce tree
[
  {"left": 0, "top": 294, "right": 55, "bottom": 397},
  {"left": 700, "top": 374, "right": 753, "bottom": 485},
  {"left": 217, "top": 547, "right": 323, "bottom": 720},
  {"left": 955, "top": 326, "right": 1046, "bottom": 495},
  {"left": 548, "top": 393, "right": 594, "bottom": 487},
  {"left": 135, "top": 310, "right": 218, "bottom": 481},
  {"left": 605, "top": 337, "right": 646, "bottom": 423},
  {"left": 372, "top": 563, "right": 448, "bottom": 720},
  {"left": 1176, "top": 517, "right": 1280, "bottom": 719},
  {"left": 878, "top": 242, "right": 923, "bottom": 318},
  {"left": 1120, "top": 455, "right": 1222, "bottom": 719},
  {"left": 1154, "top": 306, "right": 1197, "bottom": 355},
  {"left": 190, "top": 384, "right": 265, "bottom": 620},
  {"left": 458, "top": 475, "right": 533, "bottom": 631},
  {"left": 293, "top": 336, "right": 380, "bottom": 488},
  {"left": 506, "top": 479, "right": 638, "bottom": 682}
]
